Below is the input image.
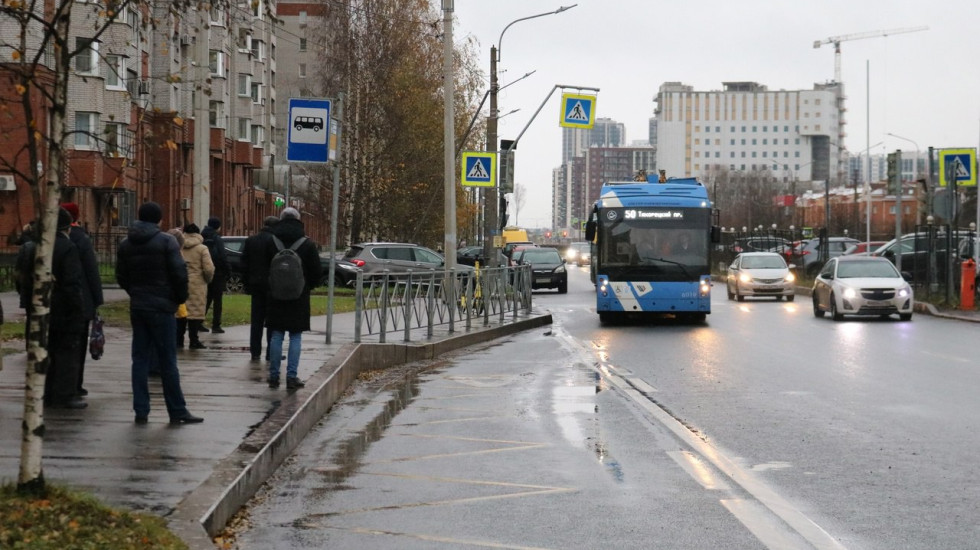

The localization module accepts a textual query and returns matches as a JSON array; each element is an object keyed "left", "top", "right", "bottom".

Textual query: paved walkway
[{"left": 0, "top": 289, "right": 551, "bottom": 548}]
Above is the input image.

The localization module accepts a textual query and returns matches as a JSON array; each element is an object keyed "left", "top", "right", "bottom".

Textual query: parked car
[
  {"left": 506, "top": 244, "right": 537, "bottom": 267},
  {"left": 725, "top": 252, "right": 796, "bottom": 302},
  {"left": 502, "top": 241, "right": 535, "bottom": 263},
  {"left": 842, "top": 241, "right": 887, "bottom": 256},
  {"left": 335, "top": 242, "right": 474, "bottom": 286},
  {"left": 224, "top": 235, "right": 339, "bottom": 291},
  {"left": 565, "top": 241, "right": 592, "bottom": 266},
  {"left": 456, "top": 245, "right": 486, "bottom": 267},
  {"left": 732, "top": 236, "right": 791, "bottom": 254},
  {"left": 796, "top": 237, "right": 860, "bottom": 274},
  {"left": 811, "top": 256, "right": 913, "bottom": 321},
  {"left": 516, "top": 247, "right": 567, "bottom": 293},
  {"left": 871, "top": 230, "right": 979, "bottom": 284}
]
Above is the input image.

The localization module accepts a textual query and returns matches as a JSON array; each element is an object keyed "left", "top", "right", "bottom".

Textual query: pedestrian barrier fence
[{"left": 353, "top": 264, "right": 533, "bottom": 343}]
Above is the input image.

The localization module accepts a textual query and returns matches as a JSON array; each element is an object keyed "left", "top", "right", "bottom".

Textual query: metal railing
[{"left": 352, "top": 264, "right": 533, "bottom": 343}]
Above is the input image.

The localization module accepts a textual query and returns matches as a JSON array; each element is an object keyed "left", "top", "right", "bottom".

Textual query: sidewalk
[{"left": 0, "top": 290, "right": 551, "bottom": 548}]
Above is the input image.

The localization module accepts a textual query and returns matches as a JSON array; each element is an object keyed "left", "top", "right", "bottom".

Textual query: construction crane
[{"left": 813, "top": 26, "right": 929, "bottom": 83}]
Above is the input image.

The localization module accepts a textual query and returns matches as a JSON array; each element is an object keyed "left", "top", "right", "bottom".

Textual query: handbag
[{"left": 89, "top": 314, "right": 105, "bottom": 360}]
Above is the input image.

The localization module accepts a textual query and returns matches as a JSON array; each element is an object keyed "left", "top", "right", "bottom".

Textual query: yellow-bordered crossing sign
[
  {"left": 560, "top": 93, "right": 596, "bottom": 129},
  {"left": 461, "top": 151, "right": 496, "bottom": 187},
  {"left": 938, "top": 148, "right": 976, "bottom": 187}
]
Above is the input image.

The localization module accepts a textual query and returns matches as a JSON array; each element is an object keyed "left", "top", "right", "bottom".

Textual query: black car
[
  {"left": 516, "top": 247, "right": 567, "bottom": 293},
  {"left": 224, "top": 235, "right": 336, "bottom": 292},
  {"left": 456, "top": 245, "right": 487, "bottom": 267}
]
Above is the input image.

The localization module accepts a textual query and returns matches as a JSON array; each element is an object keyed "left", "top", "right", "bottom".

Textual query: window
[
  {"left": 249, "top": 38, "right": 265, "bottom": 60},
  {"left": 209, "top": 50, "right": 225, "bottom": 77},
  {"left": 730, "top": 139, "right": 735, "bottom": 145},
  {"left": 299, "top": 10, "right": 307, "bottom": 25},
  {"left": 252, "top": 0, "right": 264, "bottom": 18},
  {"left": 105, "top": 122, "right": 129, "bottom": 157},
  {"left": 209, "top": 100, "right": 224, "bottom": 127},
  {"left": 298, "top": 63, "right": 307, "bottom": 78},
  {"left": 251, "top": 124, "right": 264, "bottom": 146},
  {"left": 237, "top": 117, "right": 251, "bottom": 141},
  {"left": 299, "top": 37, "right": 307, "bottom": 51},
  {"left": 237, "top": 74, "right": 250, "bottom": 96},
  {"left": 209, "top": 5, "right": 225, "bottom": 26},
  {"left": 105, "top": 55, "right": 125, "bottom": 89},
  {"left": 74, "top": 112, "right": 98, "bottom": 149},
  {"left": 75, "top": 38, "right": 98, "bottom": 75},
  {"left": 762, "top": 138, "right": 768, "bottom": 145},
  {"left": 250, "top": 82, "right": 261, "bottom": 103}
]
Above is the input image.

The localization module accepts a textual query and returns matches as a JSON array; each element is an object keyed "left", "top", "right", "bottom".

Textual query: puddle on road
[{"left": 554, "top": 366, "right": 623, "bottom": 483}]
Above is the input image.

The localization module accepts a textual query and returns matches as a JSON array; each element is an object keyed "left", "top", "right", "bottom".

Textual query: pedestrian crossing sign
[
  {"left": 938, "top": 148, "right": 977, "bottom": 187},
  {"left": 461, "top": 151, "right": 496, "bottom": 187},
  {"left": 560, "top": 93, "right": 596, "bottom": 129}
]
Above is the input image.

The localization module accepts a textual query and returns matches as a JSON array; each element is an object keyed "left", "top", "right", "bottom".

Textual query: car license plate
[
  {"left": 758, "top": 285, "right": 779, "bottom": 290},
  {"left": 535, "top": 278, "right": 551, "bottom": 284},
  {"left": 866, "top": 299, "right": 887, "bottom": 306}
]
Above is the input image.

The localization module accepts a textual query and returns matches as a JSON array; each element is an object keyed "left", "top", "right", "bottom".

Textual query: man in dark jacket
[
  {"left": 17, "top": 209, "right": 87, "bottom": 409},
  {"left": 202, "top": 216, "right": 230, "bottom": 333},
  {"left": 240, "top": 215, "right": 279, "bottom": 361},
  {"left": 265, "top": 207, "right": 322, "bottom": 389},
  {"left": 61, "top": 202, "right": 104, "bottom": 397},
  {"left": 116, "top": 202, "right": 203, "bottom": 424}
]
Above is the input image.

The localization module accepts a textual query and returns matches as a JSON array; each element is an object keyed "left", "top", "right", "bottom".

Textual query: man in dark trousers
[
  {"left": 241, "top": 215, "right": 279, "bottom": 361},
  {"left": 265, "top": 207, "right": 322, "bottom": 390},
  {"left": 17, "top": 209, "right": 86, "bottom": 409},
  {"left": 116, "top": 201, "right": 203, "bottom": 424},
  {"left": 61, "top": 202, "right": 104, "bottom": 397},
  {"left": 202, "top": 216, "right": 230, "bottom": 333}
]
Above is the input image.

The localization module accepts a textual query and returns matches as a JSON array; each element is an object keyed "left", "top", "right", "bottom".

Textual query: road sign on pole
[
  {"left": 461, "top": 151, "right": 496, "bottom": 187},
  {"left": 559, "top": 93, "right": 596, "bottom": 129},
  {"left": 938, "top": 148, "right": 976, "bottom": 187},
  {"left": 287, "top": 98, "right": 332, "bottom": 163}
]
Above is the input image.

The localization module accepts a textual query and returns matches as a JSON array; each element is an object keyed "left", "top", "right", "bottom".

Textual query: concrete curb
[{"left": 168, "top": 312, "right": 553, "bottom": 548}]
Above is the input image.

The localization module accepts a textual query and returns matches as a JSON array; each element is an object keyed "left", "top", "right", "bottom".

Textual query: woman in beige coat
[{"left": 179, "top": 224, "right": 215, "bottom": 349}]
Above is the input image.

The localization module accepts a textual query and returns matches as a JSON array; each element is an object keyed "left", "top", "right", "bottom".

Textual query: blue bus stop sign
[{"left": 287, "top": 98, "right": 332, "bottom": 163}]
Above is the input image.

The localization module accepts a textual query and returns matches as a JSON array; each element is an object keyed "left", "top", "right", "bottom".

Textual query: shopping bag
[{"left": 89, "top": 315, "right": 105, "bottom": 360}]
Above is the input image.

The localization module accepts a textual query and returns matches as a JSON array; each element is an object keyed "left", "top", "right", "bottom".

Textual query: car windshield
[
  {"left": 522, "top": 249, "right": 561, "bottom": 263},
  {"left": 836, "top": 260, "right": 901, "bottom": 278},
  {"left": 741, "top": 255, "right": 786, "bottom": 269}
]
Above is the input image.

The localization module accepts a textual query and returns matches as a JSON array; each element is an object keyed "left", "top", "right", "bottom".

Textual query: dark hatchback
[{"left": 517, "top": 247, "right": 567, "bottom": 293}]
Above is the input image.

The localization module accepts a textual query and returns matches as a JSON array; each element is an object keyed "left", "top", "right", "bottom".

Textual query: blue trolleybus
[{"left": 585, "top": 173, "right": 720, "bottom": 323}]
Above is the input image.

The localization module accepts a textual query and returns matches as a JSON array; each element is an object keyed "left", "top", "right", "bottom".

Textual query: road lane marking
[
  {"left": 553, "top": 328, "right": 848, "bottom": 550},
  {"left": 322, "top": 525, "right": 557, "bottom": 549},
  {"left": 722, "top": 499, "right": 813, "bottom": 550},
  {"left": 667, "top": 450, "right": 730, "bottom": 491}
]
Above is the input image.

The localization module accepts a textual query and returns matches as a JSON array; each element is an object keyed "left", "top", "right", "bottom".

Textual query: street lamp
[
  {"left": 886, "top": 132, "right": 923, "bottom": 226},
  {"left": 483, "top": 4, "right": 577, "bottom": 267}
]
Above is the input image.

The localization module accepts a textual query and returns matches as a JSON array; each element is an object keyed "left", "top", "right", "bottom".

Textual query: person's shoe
[
  {"left": 251, "top": 354, "right": 261, "bottom": 361},
  {"left": 286, "top": 377, "right": 305, "bottom": 390},
  {"left": 198, "top": 325, "right": 210, "bottom": 333},
  {"left": 268, "top": 376, "right": 280, "bottom": 389},
  {"left": 189, "top": 341, "right": 207, "bottom": 350},
  {"left": 212, "top": 326, "right": 225, "bottom": 334},
  {"left": 49, "top": 398, "right": 88, "bottom": 410},
  {"left": 77, "top": 387, "right": 89, "bottom": 396},
  {"left": 135, "top": 415, "right": 148, "bottom": 424},
  {"left": 169, "top": 413, "right": 204, "bottom": 424}
]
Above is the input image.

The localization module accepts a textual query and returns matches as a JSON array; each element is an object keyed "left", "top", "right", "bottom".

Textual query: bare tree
[{"left": 512, "top": 183, "right": 527, "bottom": 226}]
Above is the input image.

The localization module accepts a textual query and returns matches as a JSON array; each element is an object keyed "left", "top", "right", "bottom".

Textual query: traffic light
[
  {"left": 546, "top": 231, "right": 552, "bottom": 238},
  {"left": 562, "top": 230, "right": 568, "bottom": 238},
  {"left": 274, "top": 196, "right": 285, "bottom": 207},
  {"left": 887, "top": 150, "right": 901, "bottom": 193}
]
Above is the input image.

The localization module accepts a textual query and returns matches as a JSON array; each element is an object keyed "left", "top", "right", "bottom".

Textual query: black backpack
[{"left": 268, "top": 236, "right": 307, "bottom": 300}]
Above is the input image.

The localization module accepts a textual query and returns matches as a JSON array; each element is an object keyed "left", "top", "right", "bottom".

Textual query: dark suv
[{"left": 335, "top": 242, "right": 474, "bottom": 286}]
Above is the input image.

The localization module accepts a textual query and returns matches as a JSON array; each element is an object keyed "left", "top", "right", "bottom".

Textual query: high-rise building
[{"left": 654, "top": 81, "right": 844, "bottom": 187}]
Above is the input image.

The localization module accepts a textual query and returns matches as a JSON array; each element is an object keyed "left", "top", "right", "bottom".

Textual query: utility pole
[
  {"left": 192, "top": 10, "right": 210, "bottom": 227},
  {"left": 442, "top": 0, "right": 456, "bottom": 267},
  {"left": 482, "top": 46, "right": 499, "bottom": 267}
]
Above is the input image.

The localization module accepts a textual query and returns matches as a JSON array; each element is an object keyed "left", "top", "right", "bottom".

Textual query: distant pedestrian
[
  {"left": 264, "top": 207, "right": 322, "bottom": 389},
  {"left": 179, "top": 223, "right": 215, "bottom": 350},
  {"left": 241, "top": 215, "right": 279, "bottom": 361},
  {"left": 61, "top": 202, "right": 104, "bottom": 397},
  {"left": 202, "top": 216, "right": 230, "bottom": 333},
  {"left": 116, "top": 201, "right": 203, "bottom": 424},
  {"left": 17, "top": 209, "right": 87, "bottom": 409}
]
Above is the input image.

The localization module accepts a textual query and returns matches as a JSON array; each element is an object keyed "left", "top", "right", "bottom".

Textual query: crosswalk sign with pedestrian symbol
[
  {"left": 461, "top": 151, "right": 496, "bottom": 187},
  {"left": 938, "top": 148, "right": 977, "bottom": 187},
  {"left": 560, "top": 93, "right": 596, "bottom": 129}
]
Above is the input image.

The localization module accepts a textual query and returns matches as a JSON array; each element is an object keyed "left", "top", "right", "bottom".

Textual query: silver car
[
  {"left": 811, "top": 256, "right": 913, "bottom": 321},
  {"left": 726, "top": 252, "right": 796, "bottom": 301}
]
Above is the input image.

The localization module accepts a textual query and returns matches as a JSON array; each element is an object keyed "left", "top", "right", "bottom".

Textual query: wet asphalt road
[{"left": 235, "top": 268, "right": 980, "bottom": 549}]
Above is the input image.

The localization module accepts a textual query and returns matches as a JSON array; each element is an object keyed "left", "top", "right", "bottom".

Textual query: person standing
[
  {"left": 265, "top": 207, "right": 322, "bottom": 389},
  {"left": 17, "top": 209, "right": 86, "bottom": 408},
  {"left": 61, "top": 202, "right": 104, "bottom": 397},
  {"left": 202, "top": 216, "right": 230, "bottom": 333},
  {"left": 241, "top": 216, "right": 279, "bottom": 361},
  {"left": 178, "top": 224, "right": 214, "bottom": 350},
  {"left": 116, "top": 202, "right": 203, "bottom": 424}
]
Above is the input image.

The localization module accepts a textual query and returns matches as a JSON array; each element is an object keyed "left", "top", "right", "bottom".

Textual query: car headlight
[
  {"left": 897, "top": 285, "right": 911, "bottom": 298},
  {"left": 842, "top": 287, "right": 857, "bottom": 299},
  {"left": 739, "top": 273, "right": 752, "bottom": 283},
  {"left": 784, "top": 272, "right": 795, "bottom": 283},
  {"left": 555, "top": 265, "right": 566, "bottom": 274}
]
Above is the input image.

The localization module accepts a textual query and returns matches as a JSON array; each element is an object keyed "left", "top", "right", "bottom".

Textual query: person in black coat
[
  {"left": 240, "top": 215, "right": 279, "bottom": 361},
  {"left": 202, "top": 217, "right": 231, "bottom": 333},
  {"left": 264, "top": 207, "right": 322, "bottom": 389},
  {"left": 116, "top": 201, "right": 202, "bottom": 424},
  {"left": 17, "top": 209, "right": 87, "bottom": 409},
  {"left": 61, "top": 203, "right": 104, "bottom": 397}
]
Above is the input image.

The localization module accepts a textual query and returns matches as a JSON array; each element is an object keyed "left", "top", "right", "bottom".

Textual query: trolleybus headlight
[{"left": 700, "top": 282, "right": 710, "bottom": 295}]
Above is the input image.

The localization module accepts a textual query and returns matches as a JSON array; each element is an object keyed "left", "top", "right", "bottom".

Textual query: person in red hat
[{"left": 61, "top": 202, "right": 104, "bottom": 396}]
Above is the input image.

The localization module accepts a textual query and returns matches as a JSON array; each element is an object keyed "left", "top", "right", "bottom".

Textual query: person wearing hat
[
  {"left": 178, "top": 223, "right": 215, "bottom": 349},
  {"left": 264, "top": 207, "right": 322, "bottom": 389},
  {"left": 202, "top": 216, "right": 231, "bottom": 333},
  {"left": 116, "top": 201, "right": 203, "bottom": 424},
  {"left": 16, "top": 208, "right": 87, "bottom": 408},
  {"left": 60, "top": 202, "right": 104, "bottom": 397}
]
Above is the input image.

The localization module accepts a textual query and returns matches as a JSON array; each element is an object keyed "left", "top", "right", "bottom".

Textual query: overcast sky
[{"left": 452, "top": 0, "right": 980, "bottom": 229}]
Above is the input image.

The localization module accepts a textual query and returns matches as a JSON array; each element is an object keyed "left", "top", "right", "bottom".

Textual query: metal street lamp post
[
  {"left": 886, "top": 132, "right": 922, "bottom": 225},
  {"left": 483, "top": 5, "right": 577, "bottom": 267}
]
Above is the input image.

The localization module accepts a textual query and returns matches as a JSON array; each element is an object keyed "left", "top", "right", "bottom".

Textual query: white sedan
[
  {"left": 812, "top": 256, "right": 913, "bottom": 321},
  {"left": 726, "top": 252, "right": 796, "bottom": 301}
]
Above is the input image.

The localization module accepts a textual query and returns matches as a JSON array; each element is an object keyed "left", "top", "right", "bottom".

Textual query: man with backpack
[
  {"left": 265, "top": 207, "right": 322, "bottom": 390},
  {"left": 202, "top": 216, "right": 230, "bottom": 333}
]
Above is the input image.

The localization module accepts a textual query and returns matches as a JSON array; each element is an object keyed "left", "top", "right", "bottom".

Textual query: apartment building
[{"left": 654, "top": 81, "right": 844, "bottom": 188}]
